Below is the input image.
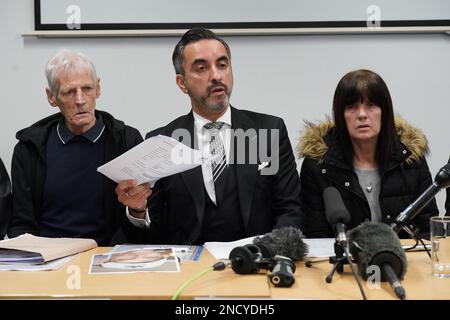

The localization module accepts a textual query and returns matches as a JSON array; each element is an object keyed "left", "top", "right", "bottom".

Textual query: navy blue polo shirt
[{"left": 40, "top": 115, "right": 108, "bottom": 245}]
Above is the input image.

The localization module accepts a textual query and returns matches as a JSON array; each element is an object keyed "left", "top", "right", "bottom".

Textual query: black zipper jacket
[
  {"left": 8, "top": 110, "right": 143, "bottom": 245},
  {"left": 298, "top": 117, "right": 439, "bottom": 238},
  {"left": 0, "top": 158, "right": 11, "bottom": 238}
]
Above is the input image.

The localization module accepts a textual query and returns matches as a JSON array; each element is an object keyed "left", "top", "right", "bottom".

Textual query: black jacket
[
  {"left": 125, "top": 106, "right": 304, "bottom": 245},
  {"left": 0, "top": 158, "right": 11, "bottom": 238},
  {"left": 446, "top": 156, "right": 450, "bottom": 214},
  {"left": 298, "top": 117, "right": 438, "bottom": 238},
  {"left": 8, "top": 110, "right": 143, "bottom": 245}
]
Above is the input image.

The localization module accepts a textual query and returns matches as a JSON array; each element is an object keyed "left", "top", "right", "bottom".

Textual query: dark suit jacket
[
  {"left": 125, "top": 106, "right": 303, "bottom": 244},
  {"left": 446, "top": 156, "right": 450, "bottom": 214},
  {"left": 0, "top": 158, "right": 11, "bottom": 238}
]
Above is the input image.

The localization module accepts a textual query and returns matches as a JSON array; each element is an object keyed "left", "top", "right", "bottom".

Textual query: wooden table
[{"left": 0, "top": 244, "right": 448, "bottom": 300}]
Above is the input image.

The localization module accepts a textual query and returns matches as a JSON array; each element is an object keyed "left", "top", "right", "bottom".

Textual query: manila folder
[{"left": 0, "top": 234, "right": 97, "bottom": 263}]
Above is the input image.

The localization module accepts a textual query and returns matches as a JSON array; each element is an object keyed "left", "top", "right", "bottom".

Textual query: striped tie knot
[{"left": 204, "top": 121, "right": 225, "bottom": 131}]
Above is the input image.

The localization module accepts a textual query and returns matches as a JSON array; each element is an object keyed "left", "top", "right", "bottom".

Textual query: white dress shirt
[
  {"left": 126, "top": 106, "right": 232, "bottom": 228},
  {"left": 193, "top": 107, "right": 232, "bottom": 205}
]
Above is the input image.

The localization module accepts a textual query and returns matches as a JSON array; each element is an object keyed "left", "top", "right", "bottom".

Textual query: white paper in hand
[{"left": 97, "top": 135, "right": 203, "bottom": 187}]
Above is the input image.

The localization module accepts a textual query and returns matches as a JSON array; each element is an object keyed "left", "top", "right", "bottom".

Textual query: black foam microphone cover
[
  {"left": 323, "top": 187, "right": 351, "bottom": 225},
  {"left": 253, "top": 227, "right": 308, "bottom": 261},
  {"left": 348, "top": 222, "right": 407, "bottom": 281}
]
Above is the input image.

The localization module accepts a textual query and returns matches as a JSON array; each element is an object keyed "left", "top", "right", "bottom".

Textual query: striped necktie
[{"left": 204, "top": 121, "right": 228, "bottom": 204}]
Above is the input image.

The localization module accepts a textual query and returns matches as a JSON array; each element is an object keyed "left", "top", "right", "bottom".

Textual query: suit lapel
[
  {"left": 230, "top": 107, "right": 258, "bottom": 229},
  {"left": 178, "top": 112, "right": 205, "bottom": 231}
]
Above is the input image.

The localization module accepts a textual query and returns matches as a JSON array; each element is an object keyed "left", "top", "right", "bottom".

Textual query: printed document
[{"left": 97, "top": 134, "right": 203, "bottom": 186}]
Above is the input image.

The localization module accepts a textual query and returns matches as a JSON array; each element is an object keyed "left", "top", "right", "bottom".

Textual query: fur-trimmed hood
[{"left": 297, "top": 116, "right": 429, "bottom": 164}]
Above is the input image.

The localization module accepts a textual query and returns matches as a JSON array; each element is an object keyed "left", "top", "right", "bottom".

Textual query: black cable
[
  {"left": 343, "top": 245, "right": 367, "bottom": 300},
  {"left": 403, "top": 238, "right": 419, "bottom": 251},
  {"left": 418, "top": 238, "right": 432, "bottom": 258},
  {"left": 404, "top": 225, "right": 432, "bottom": 258}
]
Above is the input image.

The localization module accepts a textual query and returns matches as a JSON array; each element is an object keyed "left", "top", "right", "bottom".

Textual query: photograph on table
[{"left": 89, "top": 248, "right": 179, "bottom": 274}]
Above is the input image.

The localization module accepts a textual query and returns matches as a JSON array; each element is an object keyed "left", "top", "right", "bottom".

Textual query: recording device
[
  {"left": 348, "top": 222, "right": 408, "bottom": 300},
  {"left": 253, "top": 226, "right": 308, "bottom": 261},
  {"left": 323, "top": 186, "right": 351, "bottom": 246},
  {"left": 393, "top": 163, "right": 450, "bottom": 233},
  {"left": 229, "top": 244, "right": 269, "bottom": 274},
  {"left": 228, "top": 243, "right": 296, "bottom": 287},
  {"left": 253, "top": 227, "right": 308, "bottom": 287},
  {"left": 228, "top": 227, "right": 308, "bottom": 287},
  {"left": 269, "top": 255, "right": 297, "bottom": 288}
]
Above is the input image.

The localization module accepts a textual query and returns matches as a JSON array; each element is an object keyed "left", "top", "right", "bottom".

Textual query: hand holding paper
[
  {"left": 97, "top": 135, "right": 202, "bottom": 213},
  {"left": 115, "top": 179, "right": 151, "bottom": 214},
  {"left": 98, "top": 134, "right": 203, "bottom": 186},
  {"left": 99, "top": 134, "right": 203, "bottom": 213}
]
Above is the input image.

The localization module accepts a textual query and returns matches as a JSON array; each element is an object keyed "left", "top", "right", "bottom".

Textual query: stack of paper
[
  {"left": 0, "top": 234, "right": 97, "bottom": 268},
  {"left": 97, "top": 134, "right": 203, "bottom": 186},
  {"left": 204, "top": 237, "right": 336, "bottom": 260}
]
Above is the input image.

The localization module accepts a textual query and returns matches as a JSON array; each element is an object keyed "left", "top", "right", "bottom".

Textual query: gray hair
[{"left": 45, "top": 49, "right": 97, "bottom": 95}]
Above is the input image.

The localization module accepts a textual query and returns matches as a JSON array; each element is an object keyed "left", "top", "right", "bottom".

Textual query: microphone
[
  {"left": 253, "top": 226, "right": 308, "bottom": 262},
  {"left": 393, "top": 163, "right": 450, "bottom": 233},
  {"left": 268, "top": 256, "right": 297, "bottom": 288},
  {"left": 229, "top": 244, "right": 267, "bottom": 275},
  {"left": 320, "top": 187, "right": 368, "bottom": 299},
  {"left": 253, "top": 227, "right": 308, "bottom": 287},
  {"left": 323, "top": 186, "right": 351, "bottom": 245},
  {"left": 227, "top": 227, "right": 308, "bottom": 287},
  {"left": 348, "top": 222, "right": 408, "bottom": 300},
  {"left": 228, "top": 242, "right": 297, "bottom": 287}
]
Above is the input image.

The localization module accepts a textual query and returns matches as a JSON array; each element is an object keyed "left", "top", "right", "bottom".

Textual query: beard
[{"left": 188, "top": 82, "right": 231, "bottom": 113}]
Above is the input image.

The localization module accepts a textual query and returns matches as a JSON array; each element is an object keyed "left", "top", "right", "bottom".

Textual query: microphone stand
[
  {"left": 326, "top": 239, "right": 350, "bottom": 281},
  {"left": 392, "top": 181, "right": 438, "bottom": 258},
  {"left": 393, "top": 162, "right": 450, "bottom": 258},
  {"left": 325, "top": 223, "right": 367, "bottom": 300},
  {"left": 400, "top": 225, "right": 431, "bottom": 258}
]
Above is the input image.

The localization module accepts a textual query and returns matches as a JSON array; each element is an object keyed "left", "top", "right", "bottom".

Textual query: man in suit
[{"left": 116, "top": 28, "right": 303, "bottom": 244}]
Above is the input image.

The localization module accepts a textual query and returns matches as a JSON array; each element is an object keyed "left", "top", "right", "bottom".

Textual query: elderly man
[
  {"left": 8, "top": 50, "right": 142, "bottom": 245},
  {"left": 116, "top": 28, "right": 304, "bottom": 245}
]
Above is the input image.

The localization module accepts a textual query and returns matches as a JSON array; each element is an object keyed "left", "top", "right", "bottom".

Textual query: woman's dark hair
[{"left": 332, "top": 69, "right": 397, "bottom": 172}]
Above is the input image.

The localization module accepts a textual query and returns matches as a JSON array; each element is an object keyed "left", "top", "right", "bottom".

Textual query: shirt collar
[
  {"left": 193, "top": 106, "right": 232, "bottom": 134},
  {"left": 56, "top": 113, "right": 105, "bottom": 144}
]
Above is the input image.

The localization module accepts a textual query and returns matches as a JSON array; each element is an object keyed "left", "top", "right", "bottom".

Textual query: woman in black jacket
[
  {"left": 298, "top": 69, "right": 438, "bottom": 238},
  {"left": 0, "top": 157, "right": 11, "bottom": 239}
]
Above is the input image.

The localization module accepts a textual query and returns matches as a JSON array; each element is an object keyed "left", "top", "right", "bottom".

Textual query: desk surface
[
  {"left": 0, "top": 247, "right": 270, "bottom": 299},
  {"left": 272, "top": 249, "right": 450, "bottom": 300},
  {"left": 0, "top": 245, "right": 448, "bottom": 300}
]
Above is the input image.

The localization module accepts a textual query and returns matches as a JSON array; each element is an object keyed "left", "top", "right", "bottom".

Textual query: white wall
[{"left": 1, "top": 0, "right": 449, "bottom": 211}]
